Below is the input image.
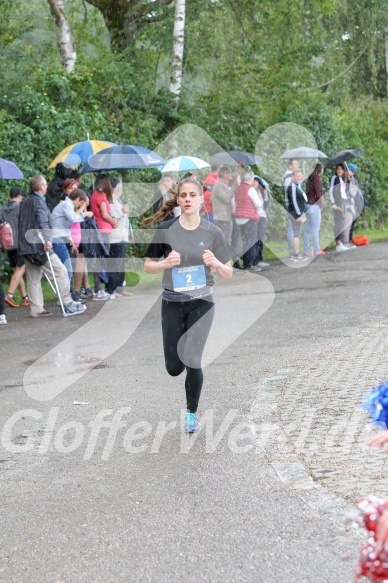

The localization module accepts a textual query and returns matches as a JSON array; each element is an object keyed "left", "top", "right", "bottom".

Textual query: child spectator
[{"left": 1, "top": 187, "right": 30, "bottom": 308}]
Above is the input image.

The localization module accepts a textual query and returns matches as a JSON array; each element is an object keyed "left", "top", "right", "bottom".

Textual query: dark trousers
[
  {"left": 94, "top": 234, "right": 110, "bottom": 292},
  {"left": 106, "top": 242, "right": 125, "bottom": 294},
  {"left": 0, "top": 251, "right": 5, "bottom": 315},
  {"left": 240, "top": 220, "right": 259, "bottom": 268},
  {"left": 253, "top": 217, "right": 268, "bottom": 264},
  {"left": 162, "top": 298, "right": 215, "bottom": 413}
]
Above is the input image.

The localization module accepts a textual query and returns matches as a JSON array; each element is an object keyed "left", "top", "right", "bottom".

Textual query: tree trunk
[
  {"left": 47, "top": 0, "right": 76, "bottom": 73},
  {"left": 170, "top": 0, "right": 186, "bottom": 101},
  {"left": 385, "top": 27, "right": 388, "bottom": 98},
  {"left": 84, "top": 0, "right": 174, "bottom": 53}
]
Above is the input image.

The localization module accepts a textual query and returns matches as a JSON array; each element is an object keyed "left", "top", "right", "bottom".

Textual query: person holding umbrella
[{"left": 329, "top": 163, "right": 352, "bottom": 252}]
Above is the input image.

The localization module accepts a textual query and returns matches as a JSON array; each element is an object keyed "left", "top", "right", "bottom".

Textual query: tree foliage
[{"left": 0, "top": 0, "right": 387, "bottom": 228}]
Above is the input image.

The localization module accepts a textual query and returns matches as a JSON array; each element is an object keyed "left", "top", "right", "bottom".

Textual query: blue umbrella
[
  {"left": 0, "top": 158, "right": 24, "bottom": 179},
  {"left": 81, "top": 145, "right": 166, "bottom": 173},
  {"left": 159, "top": 156, "right": 210, "bottom": 173}
]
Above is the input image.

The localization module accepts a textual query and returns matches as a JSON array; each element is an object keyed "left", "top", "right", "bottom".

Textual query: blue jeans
[
  {"left": 303, "top": 204, "right": 321, "bottom": 253},
  {"left": 285, "top": 204, "right": 293, "bottom": 255},
  {"left": 53, "top": 242, "right": 73, "bottom": 283}
]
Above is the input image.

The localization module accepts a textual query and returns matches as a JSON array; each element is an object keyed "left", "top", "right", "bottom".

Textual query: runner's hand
[
  {"left": 369, "top": 430, "right": 388, "bottom": 450},
  {"left": 164, "top": 250, "right": 181, "bottom": 268},
  {"left": 203, "top": 250, "right": 218, "bottom": 268}
]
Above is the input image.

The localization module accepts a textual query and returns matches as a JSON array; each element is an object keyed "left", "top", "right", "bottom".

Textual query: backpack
[{"left": 0, "top": 220, "right": 14, "bottom": 250}]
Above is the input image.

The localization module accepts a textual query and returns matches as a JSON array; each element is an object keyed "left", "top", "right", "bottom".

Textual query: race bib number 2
[{"left": 172, "top": 265, "right": 206, "bottom": 292}]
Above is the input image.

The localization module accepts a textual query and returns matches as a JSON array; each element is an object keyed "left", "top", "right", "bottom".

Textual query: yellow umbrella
[{"left": 48, "top": 138, "right": 116, "bottom": 169}]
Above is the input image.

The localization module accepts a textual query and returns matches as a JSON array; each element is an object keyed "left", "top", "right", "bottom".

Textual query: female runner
[{"left": 144, "top": 178, "right": 233, "bottom": 433}]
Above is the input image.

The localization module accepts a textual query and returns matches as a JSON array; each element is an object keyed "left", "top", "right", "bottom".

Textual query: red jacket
[
  {"left": 234, "top": 182, "right": 259, "bottom": 221},
  {"left": 203, "top": 172, "right": 218, "bottom": 213}
]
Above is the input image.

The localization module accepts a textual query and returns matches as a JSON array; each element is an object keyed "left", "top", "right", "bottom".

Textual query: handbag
[
  {"left": 24, "top": 252, "right": 48, "bottom": 265},
  {"left": 0, "top": 221, "right": 14, "bottom": 250}
]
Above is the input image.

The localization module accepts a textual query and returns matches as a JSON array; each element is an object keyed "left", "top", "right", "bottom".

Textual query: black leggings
[{"left": 162, "top": 297, "right": 215, "bottom": 413}]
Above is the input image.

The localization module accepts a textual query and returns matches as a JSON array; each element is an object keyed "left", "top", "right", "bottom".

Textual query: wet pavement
[{"left": 0, "top": 242, "right": 387, "bottom": 582}]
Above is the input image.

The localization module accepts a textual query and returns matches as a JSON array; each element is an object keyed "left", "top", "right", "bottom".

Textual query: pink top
[
  {"left": 71, "top": 223, "right": 82, "bottom": 248},
  {"left": 90, "top": 191, "right": 113, "bottom": 233}
]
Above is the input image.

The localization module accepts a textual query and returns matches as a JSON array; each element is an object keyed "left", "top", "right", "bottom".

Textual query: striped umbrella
[
  {"left": 48, "top": 138, "right": 116, "bottom": 169},
  {"left": 159, "top": 156, "right": 210, "bottom": 173}
]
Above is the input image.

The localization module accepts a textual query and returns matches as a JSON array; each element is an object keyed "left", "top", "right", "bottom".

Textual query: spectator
[
  {"left": 51, "top": 188, "right": 92, "bottom": 297},
  {"left": 343, "top": 166, "right": 358, "bottom": 248},
  {"left": 283, "top": 159, "right": 300, "bottom": 257},
  {"left": 1, "top": 187, "right": 30, "bottom": 308},
  {"left": 46, "top": 162, "right": 77, "bottom": 212},
  {"left": 18, "top": 175, "right": 86, "bottom": 317},
  {"left": 286, "top": 169, "right": 308, "bottom": 262},
  {"left": 0, "top": 207, "right": 6, "bottom": 325},
  {"left": 252, "top": 175, "right": 269, "bottom": 268},
  {"left": 90, "top": 174, "right": 117, "bottom": 300},
  {"left": 106, "top": 177, "right": 133, "bottom": 298},
  {"left": 203, "top": 164, "right": 220, "bottom": 223},
  {"left": 329, "top": 163, "right": 352, "bottom": 252},
  {"left": 153, "top": 174, "right": 178, "bottom": 216},
  {"left": 230, "top": 173, "right": 243, "bottom": 269},
  {"left": 71, "top": 191, "right": 93, "bottom": 302},
  {"left": 211, "top": 166, "right": 234, "bottom": 245},
  {"left": 234, "top": 169, "right": 261, "bottom": 271},
  {"left": 60, "top": 178, "right": 78, "bottom": 201},
  {"left": 347, "top": 163, "right": 365, "bottom": 241},
  {"left": 303, "top": 163, "right": 326, "bottom": 256}
]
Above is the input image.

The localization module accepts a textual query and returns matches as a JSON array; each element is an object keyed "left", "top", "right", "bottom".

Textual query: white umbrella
[
  {"left": 281, "top": 147, "right": 327, "bottom": 159},
  {"left": 160, "top": 156, "right": 210, "bottom": 173}
]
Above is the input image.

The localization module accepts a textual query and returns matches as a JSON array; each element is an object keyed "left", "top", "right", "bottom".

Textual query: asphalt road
[{"left": 1, "top": 243, "right": 386, "bottom": 583}]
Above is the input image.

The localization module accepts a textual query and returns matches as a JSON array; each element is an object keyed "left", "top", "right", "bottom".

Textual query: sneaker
[
  {"left": 256, "top": 261, "right": 270, "bottom": 267},
  {"left": 291, "top": 254, "right": 308, "bottom": 262},
  {"left": 0, "top": 314, "right": 7, "bottom": 325},
  {"left": 30, "top": 310, "right": 52, "bottom": 318},
  {"left": 92, "top": 290, "right": 111, "bottom": 301},
  {"left": 72, "top": 293, "right": 87, "bottom": 304},
  {"left": 345, "top": 243, "right": 356, "bottom": 249},
  {"left": 21, "top": 296, "right": 31, "bottom": 306},
  {"left": 5, "top": 294, "right": 19, "bottom": 308},
  {"left": 80, "top": 288, "right": 93, "bottom": 300},
  {"left": 185, "top": 412, "right": 201, "bottom": 433},
  {"left": 302, "top": 251, "right": 314, "bottom": 257},
  {"left": 335, "top": 243, "right": 349, "bottom": 252},
  {"left": 314, "top": 249, "right": 327, "bottom": 256},
  {"left": 64, "top": 302, "right": 87, "bottom": 315}
]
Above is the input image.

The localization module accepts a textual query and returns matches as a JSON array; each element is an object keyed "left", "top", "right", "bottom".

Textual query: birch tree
[
  {"left": 170, "top": 0, "right": 186, "bottom": 101},
  {"left": 47, "top": 0, "right": 76, "bottom": 73}
]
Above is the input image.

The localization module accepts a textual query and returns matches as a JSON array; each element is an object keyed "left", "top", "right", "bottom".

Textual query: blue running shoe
[{"left": 185, "top": 412, "right": 201, "bottom": 433}]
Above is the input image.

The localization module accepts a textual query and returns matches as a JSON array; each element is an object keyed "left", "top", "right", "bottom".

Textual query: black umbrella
[
  {"left": 81, "top": 144, "right": 166, "bottom": 173},
  {"left": 210, "top": 151, "right": 263, "bottom": 167},
  {"left": 325, "top": 149, "right": 364, "bottom": 170}
]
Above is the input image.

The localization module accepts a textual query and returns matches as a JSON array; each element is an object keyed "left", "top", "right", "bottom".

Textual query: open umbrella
[
  {"left": 325, "top": 148, "right": 365, "bottom": 170},
  {"left": 210, "top": 151, "right": 263, "bottom": 167},
  {"left": 281, "top": 147, "right": 327, "bottom": 159},
  {"left": 48, "top": 138, "right": 116, "bottom": 168},
  {"left": 81, "top": 145, "right": 166, "bottom": 173},
  {"left": 160, "top": 156, "right": 210, "bottom": 173},
  {"left": 0, "top": 158, "right": 24, "bottom": 179}
]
